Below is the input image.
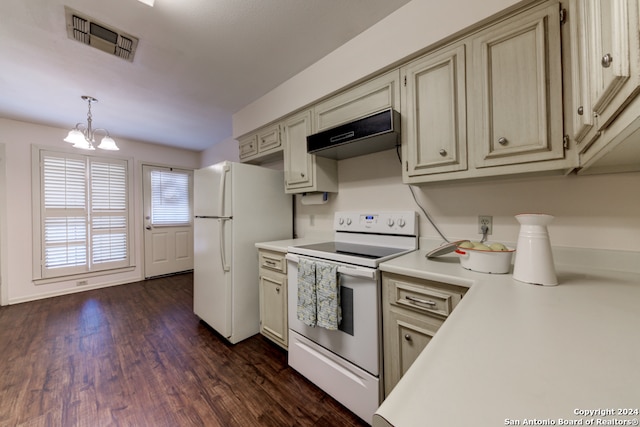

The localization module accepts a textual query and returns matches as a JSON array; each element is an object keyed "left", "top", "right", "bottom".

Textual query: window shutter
[
  {"left": 150, "top": 170, "right": 191, "bottom": 226},
  {"left": 42, "top": 155, "right": 88, "bottom": 274},
  {"left": 90, "top": 160, "right": 129, "bottom": 267}
]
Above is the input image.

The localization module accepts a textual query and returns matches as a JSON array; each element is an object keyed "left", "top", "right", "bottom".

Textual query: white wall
[
  {"left": 294, "top": 150, "right": 640, "bottom": 252},
  {"left": 233, "top": 0, "right": 522, "bottom": 137},
  {"left": 200, "top": 136, "right": 239, "bottom": 168},
  {"left": 0, "top": 118, "right": 200, "bottom": 304}
]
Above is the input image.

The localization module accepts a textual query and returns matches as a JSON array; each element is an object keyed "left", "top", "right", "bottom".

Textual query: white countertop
[
  {"left": 374, "top": 246, "right": 640, "bottom": 427},
  {"left": 254, "top": 236, "right": 330, "bottom": 253}
]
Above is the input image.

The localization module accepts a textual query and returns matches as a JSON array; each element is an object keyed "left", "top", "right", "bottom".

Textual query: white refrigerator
[{"left": 193, "top": 161, "right": 292, "bottom": 344}]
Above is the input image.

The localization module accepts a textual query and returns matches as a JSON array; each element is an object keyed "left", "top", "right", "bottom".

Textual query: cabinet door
[
  {"left": 472, "top": 3, "right": 564, "bottom": 168},
  {"left": 402, "top": 43, "right": 468, "bottom": 178},
  {"left": 282, "top": 110, "right": 337, "bottom": 194},
  {"left": 238, "top": 134, "right": 258, "bottom": 160},
  {"left": 587, "top": 0, "right": 633, "bottom": 128},
  {"left": 314, "top": 69, "right": 400, "bottom": 132},
  {"left": 260, "top": 271, "right": 287, "bottom": 347},
  {"left": 257, "top": 124, "right": 281, "bottom": 153},
  {"left": 568, "top": 0, "right": 595, "bottom": 144},
  {"left": 282, "top": 110, "right": 314, "bottom": 191},
  {"left": 383, "top": 308, "right": 438, "bottom": 396}
]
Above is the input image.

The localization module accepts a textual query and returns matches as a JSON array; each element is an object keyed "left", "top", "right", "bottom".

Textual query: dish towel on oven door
[
  {"left": 316, "top": 261, "right": 340, "bottom": 330},
  {"left": 297, "top": 259, "right": 341, "bottom": 329},
  {"left": 297, "top": 258, "right": 317, "bottom": 327}
]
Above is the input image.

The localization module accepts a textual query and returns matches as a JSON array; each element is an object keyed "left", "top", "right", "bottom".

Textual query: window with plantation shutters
[
  {"left": 150, "top": 169, "right": 191, "bottom": 226},
  {"left": 38, "top": 150, "right": 131, "bottom": 278}
]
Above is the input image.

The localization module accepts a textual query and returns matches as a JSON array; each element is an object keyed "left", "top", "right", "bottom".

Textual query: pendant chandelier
[{"left": 63, "top": 95, "right": 119, "bottom": 151}]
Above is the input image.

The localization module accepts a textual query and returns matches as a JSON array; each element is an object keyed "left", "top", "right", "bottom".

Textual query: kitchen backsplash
[{"left": 293, "top": 150, "right": 640, "bottom": 252}]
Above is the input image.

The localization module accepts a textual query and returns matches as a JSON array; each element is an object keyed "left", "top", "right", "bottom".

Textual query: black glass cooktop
[{"left": 294, "top": 241, "right": 406, "bottom": 260}]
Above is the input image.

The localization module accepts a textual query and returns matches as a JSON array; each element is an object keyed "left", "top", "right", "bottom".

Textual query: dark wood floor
[{"left": 0, "top": 273, "right": 368, "bottom": 426}]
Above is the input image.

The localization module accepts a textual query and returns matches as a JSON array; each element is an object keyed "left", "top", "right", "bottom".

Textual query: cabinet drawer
[
  {"left": 387, "top": 277, "right": 463, "bottom": 318},
  {"left": 259, "top": 250, "right": 287, "bottom": 274}
]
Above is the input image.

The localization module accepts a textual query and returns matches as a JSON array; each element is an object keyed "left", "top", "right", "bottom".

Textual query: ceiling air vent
[{"left": 64, "top": 6, "right": 139, "bottom": 62}]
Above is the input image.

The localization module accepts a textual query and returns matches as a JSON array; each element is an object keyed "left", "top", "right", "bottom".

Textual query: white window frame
[{"left": 31, "top": 146, "right": 134, "bottom": 281}]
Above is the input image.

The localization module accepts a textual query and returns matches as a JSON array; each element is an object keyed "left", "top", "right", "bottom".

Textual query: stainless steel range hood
[{"left": 307, "top": 109, "right": 400, "bottom": 160}]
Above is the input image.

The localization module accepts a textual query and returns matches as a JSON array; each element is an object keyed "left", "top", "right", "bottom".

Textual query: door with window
[{"left": 142, "top": 165, "right": 193, "bottom": 278}]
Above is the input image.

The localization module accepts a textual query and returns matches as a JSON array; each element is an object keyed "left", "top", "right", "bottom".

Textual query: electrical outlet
[{"left": 478, "top": 215, "right": 493, "bottom": 235}]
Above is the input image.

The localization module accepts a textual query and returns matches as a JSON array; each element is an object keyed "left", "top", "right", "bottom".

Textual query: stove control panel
[{"left": 334, "top": 211, "right": 418, "bottom": 236}]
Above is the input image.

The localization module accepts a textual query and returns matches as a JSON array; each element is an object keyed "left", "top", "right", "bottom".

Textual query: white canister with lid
[{"left": 512, "top": 213, "right": 558, "bottom": 286}]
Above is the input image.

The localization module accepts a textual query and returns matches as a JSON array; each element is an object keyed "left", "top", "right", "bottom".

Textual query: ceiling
[{"left": 0, "top": 0, "right": 411, "bottom": 152}]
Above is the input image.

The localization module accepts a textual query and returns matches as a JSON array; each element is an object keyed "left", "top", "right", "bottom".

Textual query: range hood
[{"left": 307, "top": 109, "right": 400, "bottom": 160}]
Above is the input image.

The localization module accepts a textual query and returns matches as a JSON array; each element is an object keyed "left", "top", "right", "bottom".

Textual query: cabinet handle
[
  {"left": 275, "top": 287, "right": 280, "bottom": 294},
  {"left": 498, "top": 137, "right": 508, "bottom": 146},
  {"left": 404, "top": 334, "right": 412, "bottom": 341},
  {"left": 438, "top": 149, "right": 447, "bottom": 156},
  {"left": 601, "top": 53, "right": 613, "bottom": 68},
  {"left": 300, "top": 172, "right": 305, "bottom": 178},
  {"left": 577, "top": 106, "right": 584, "bottom": 115},
  {"left": 265, "top": 260, "right": 276, "bottom": 266},
  {"left": 406, "top": 295, "right": 436, "bottom": 307}
]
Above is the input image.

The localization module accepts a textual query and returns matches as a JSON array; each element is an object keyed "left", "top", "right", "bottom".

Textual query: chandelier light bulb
[
  {"left": 98, "top": 136, "right": 119, "bottom": 151},
  {"left": 64, "top": 129, "right": 85, "bottom": 144}
]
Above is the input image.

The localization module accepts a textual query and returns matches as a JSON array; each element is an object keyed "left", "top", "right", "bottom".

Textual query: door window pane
[{"left": 150, "top": 170, "right": 191, "bottom": 226}]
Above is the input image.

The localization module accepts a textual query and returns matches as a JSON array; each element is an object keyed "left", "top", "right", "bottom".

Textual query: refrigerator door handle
[
  {"left": 219, "top": 218, "right": 231, "bottom": 272},
  {"left": 218, "top": 163, "right": 230, "bottom": 217}
]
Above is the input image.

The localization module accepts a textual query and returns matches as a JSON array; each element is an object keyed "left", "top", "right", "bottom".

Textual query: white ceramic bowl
[{"left": 455, "top": 243, "right": 515, "bottom": 274}]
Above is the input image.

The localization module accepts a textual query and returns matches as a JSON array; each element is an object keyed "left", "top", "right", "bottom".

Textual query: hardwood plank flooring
[{"left": 0, "top": 273, "right": 368, "bottom": 426}]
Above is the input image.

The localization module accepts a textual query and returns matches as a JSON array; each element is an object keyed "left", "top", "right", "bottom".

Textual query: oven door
[{"left": 285, "top": 253, "right": 380, "bottom": 376}]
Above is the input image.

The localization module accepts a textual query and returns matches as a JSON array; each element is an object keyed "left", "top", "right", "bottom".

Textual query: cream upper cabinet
[
  {"left": 238, "top": 134, "right": 258, "bottom": 161},
  {"left": 402, "top": 1, "right": 574, "bottom": 184},
  {"left": 586, "top": 0, "right": 635, "bottom": 129},
  {"left": 401, "top": 42, "right": 468, "bottom": 179},
  {"left": 313, "top": 69, "right": 401, "bottom": 132},
  {"left": 472, "top": 1, "right": 565, "bottom": 169},
  {"left": 566, "top": 0, "right": 640, "bottom": 174},
  {"left": 238, "top": 123, "right": 282, "bottom": 164},
  {"left": 569, "top": 0, "right": 635, "bottom": 147},
  {"left": 282, "top": 109, "right": 338, "bottom": 194},
  {"left": 567, "top": 0, "right": 595, "bottom": 144}
]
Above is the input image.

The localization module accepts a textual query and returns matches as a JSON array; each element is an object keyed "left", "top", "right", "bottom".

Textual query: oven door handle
[{"left": 285, "top": 253, "right": 377, "bottom": 280}]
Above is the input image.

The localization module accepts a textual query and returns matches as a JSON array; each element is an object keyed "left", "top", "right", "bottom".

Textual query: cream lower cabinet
[
  {"left": 258, "top": 249, "right": 288, "bottom": 349},
  {"left": 282, "top": 109, "right": 338, "bottom": 194},
  {"left": 382, "top": 272, "right": 467, "bottom": 397}
]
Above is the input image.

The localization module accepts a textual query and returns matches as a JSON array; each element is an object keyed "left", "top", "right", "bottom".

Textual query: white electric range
[{"left": 285, "top": 211, "right": 418, "bottom": 423}]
